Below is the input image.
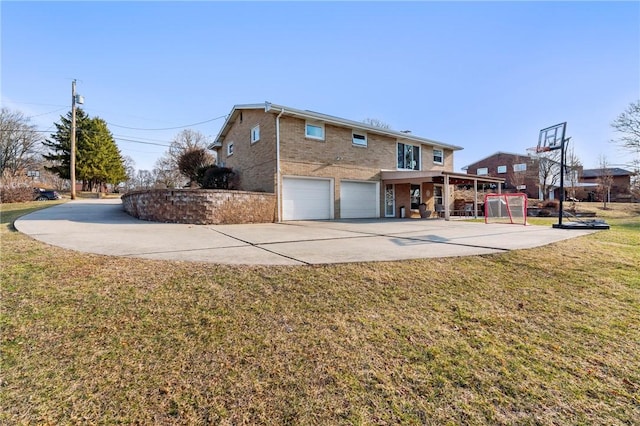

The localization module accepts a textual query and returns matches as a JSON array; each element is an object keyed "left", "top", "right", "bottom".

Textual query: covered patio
[{"left": 381, "top": 170, "right": 506, "bottom": 220}]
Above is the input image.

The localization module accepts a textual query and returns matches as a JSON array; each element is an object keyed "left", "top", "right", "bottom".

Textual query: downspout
[{"left": 275, "top": 108, "right": 285, "bottom": 222}]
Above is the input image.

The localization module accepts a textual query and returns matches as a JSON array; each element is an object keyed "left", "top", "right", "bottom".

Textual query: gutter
[{"left": 275, "top": 106, "right": 285, "bottom": 222}]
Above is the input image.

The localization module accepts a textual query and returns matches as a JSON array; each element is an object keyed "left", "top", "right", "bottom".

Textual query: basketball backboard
[{"left": 537, "top": 122, "right": 566, "bottom": 153}]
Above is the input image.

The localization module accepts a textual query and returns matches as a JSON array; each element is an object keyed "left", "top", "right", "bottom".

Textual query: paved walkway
[{"left": 15, "top": 199, "right": 597, "bottom": 265}]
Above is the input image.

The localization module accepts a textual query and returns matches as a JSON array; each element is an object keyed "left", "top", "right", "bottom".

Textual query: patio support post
[
  {"left": 444, "top": 173, "right": 451, "bottom": 220},
  {"left": 473, "top": 177, "right": 478, "bottom": 218}
]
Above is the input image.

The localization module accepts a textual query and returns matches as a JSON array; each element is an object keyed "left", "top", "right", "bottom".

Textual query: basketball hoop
[{"left": 537, "top": 122, "right": 566, "bottom": 152}]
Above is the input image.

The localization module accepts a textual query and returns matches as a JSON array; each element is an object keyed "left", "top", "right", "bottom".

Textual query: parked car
[{"left": 34, "top": 188, "right": 62, "bottom": 201}]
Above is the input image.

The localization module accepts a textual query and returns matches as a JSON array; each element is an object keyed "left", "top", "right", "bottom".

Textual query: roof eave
[{"left": 211, "top": 102, "right": 464, "bottom": 151}]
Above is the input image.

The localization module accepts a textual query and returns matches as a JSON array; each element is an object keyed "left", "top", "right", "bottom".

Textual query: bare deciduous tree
[
  {"left": 611, "top": 100, "right": 640, "bottom": 199},
  {"left": 536, "top": 150, "right": 562, "bottom": 200},
  {"left": 597, "top": 155, "right": 614, "bottom": 209},
  {"left": 152, "top": 129, "right": 213, "bottom": 188},
  {"left": 611, "top": 100, "right": 640, "bottom": 153},
  {"left": 565, "top": 145, "right": 582, "bottom": 200},
  {"left": 168, "top": 129, "right": 211, "bottom": 163},
  {"left": 177, "top": 148, "right": 214, "bottom": 186},
  {"left": 362, "top": 118, "right": 391, "bottom": 130},
  {"left": 153, "top": 156, "right": 185, "bottom": 189},
  {"left": 0, "top": 107, "right": 42, "bottom": 176}
]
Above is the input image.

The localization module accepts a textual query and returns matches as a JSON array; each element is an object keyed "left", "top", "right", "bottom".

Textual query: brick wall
[
  {"left": 219, "top": 109, "right": 278, "bottom": 193},
  {"left": 465, "top": 153, "right": 540, "bottom": 199},
  {"left": 122, "top": 189, "right": 276, "bottom": 224}
]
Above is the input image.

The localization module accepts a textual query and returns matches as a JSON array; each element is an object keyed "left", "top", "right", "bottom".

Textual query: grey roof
[
  {"left": 210, "top": 102, "right": 463, "bottom": 151},
  {"left": 582, "top": 168, "right": 634, "bottom": 178}
]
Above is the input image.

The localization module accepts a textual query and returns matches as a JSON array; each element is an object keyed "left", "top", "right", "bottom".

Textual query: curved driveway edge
[{"left": 14, "top": 199, "right": 598, "bottom": 266}]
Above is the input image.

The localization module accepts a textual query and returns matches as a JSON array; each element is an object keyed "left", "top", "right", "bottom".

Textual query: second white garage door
[
  {"left": 340, "top": 181, "right": 379, "bottom": 219},
  {"left": 282, "top": 177, "right": 332, "bottom": 220}
]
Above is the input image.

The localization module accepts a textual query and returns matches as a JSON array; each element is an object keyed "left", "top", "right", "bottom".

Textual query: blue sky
[{"left": 2, "top": 1, "right": 639, "bottom": 172}]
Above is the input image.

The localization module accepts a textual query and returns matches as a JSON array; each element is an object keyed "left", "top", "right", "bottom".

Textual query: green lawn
[{"left": 1, "top": 202, "right": 639, "bottom": 424}]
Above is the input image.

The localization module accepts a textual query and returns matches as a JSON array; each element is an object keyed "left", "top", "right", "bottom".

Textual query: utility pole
[
  {"left": 70, "top": 80, "right": 77, "bottom": 200},
  {"left": 70, "top": 80, "right": 84, "bottom": 200}
]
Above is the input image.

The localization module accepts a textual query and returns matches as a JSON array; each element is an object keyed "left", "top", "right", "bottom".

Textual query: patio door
[
  {"left": 410, "top": 184, "right": 421, "bottom": 210},
  {"left": 434, "top": 185, "right": 444, "bottom": 216},
  {"left": 384, "top": 184, "right": 395, "bottom": 217}
]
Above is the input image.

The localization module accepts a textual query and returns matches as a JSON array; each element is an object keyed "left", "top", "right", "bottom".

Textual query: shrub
[
  {"left": 0, "top": 172, "right": 35, "bottom": 203},
  {"left": 540, "top": 199, "right": 559, "bottom": 210},
  {"left": 177, "top": 148, "right": 215, "bottom": 186},
  {"left": 198, "top": 166, "right": 236, "bottom": 189}
]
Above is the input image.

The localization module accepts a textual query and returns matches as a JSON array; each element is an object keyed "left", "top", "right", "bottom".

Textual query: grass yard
[{"left": 1, "top": 202, "right": 639, "bottom": 425}]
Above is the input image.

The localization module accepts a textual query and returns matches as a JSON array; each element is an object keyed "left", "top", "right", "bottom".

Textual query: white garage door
[
  {"left": 340, "top": 181, "right": 379, "bottom": 219},
  {"left": 282, "top": 177, "right": 332, "bottom": 220}
]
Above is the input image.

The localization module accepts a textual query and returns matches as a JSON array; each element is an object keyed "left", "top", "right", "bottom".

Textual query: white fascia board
[
  {"left": 213, "top": 102, "right": 463, "bottom": 151},
  {"left": 265, "top": 103, "right": 463, "bottom": 151},
  {"left": 209, "top": 104, "right": 269, "bottom": 149}
]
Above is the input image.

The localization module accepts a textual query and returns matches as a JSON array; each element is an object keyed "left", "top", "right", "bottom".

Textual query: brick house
[
  {"left": 579, "top": 168, "right": 634, "bottom": 202},
  {"left": 463, "top": 152, "right": 541, "bottom": 199},
  {"left": 209, "top": 103, "right": 503, "bottom": 221}
]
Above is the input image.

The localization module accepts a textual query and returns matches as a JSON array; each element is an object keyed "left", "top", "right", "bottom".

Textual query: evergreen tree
[
  {"left": 42, "top": 108, "right": 90, "bottom": 179},
  {"left": 43, "top": 109, "right": 127, "bottom": 191}
]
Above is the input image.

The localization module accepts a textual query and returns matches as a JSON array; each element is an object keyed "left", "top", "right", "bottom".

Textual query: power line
[
  {"left": 114, "top": 137, "right": 171, "bottom": 147},
  {"left": 26, "top": 107, "right": 68, "bottom": 119},
  {"left": 105, "top": 114, "right": 228, "bottom": 131},
  {"left": 5, "top": 101, "right": 229, "bottom": 132}
]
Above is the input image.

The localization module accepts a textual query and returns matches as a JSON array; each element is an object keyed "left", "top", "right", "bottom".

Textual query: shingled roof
[{"left": 582, "top": 168, "right": 634, "bottom": 178}]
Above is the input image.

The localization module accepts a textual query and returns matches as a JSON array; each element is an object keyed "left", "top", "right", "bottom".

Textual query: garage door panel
[
  {"left": 283, "top": 178, "right": 331, "bottom": 220},
  {"left": 341, "top": 181, "right": 379, "bottom": 219}
]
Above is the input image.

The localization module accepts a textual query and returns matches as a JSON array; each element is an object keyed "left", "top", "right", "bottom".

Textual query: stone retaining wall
[{"left": 122, "top": 189, "right": 276, "bottom": 225}]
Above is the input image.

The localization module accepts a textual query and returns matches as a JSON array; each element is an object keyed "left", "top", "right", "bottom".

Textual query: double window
[
  {"left": 305, "top": 122, "right": 325, "bottom": 140},
  {"left": 476, "top": 167, "right": 488, "bottom": 176},
  {"left": 397, "top": 143, "right": 420, "bottom": 170},
  {"left": 513, "top": 163, "right": 527, "bottom": 172}
]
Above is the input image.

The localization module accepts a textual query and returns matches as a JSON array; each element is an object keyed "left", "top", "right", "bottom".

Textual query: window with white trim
[
  {"left": 305, "top": 122, "right": 324, "bottom": 140},
  {"left": 433, "top": 148, "right": 443, "bottom": 164},
  {"left": 497, "top": 165, "right": 507, "bottom": 174},
  {"left": 352, "top": 131, "right": 367, "bottom": 147},
  {"left": 397, "top": 142, "right": 420, "bottom": 170},
  {"left": 513, "top": 163, "right": 527, "bottom": 172},
  {"left": 227, "top": 142, "right": 234, "bottom": 156},
  {"left": 251, "top": 125, "right": 260, "bottom": 143},
  {"left": 476, "top": 167, "right": 488, "bottom": 175}
]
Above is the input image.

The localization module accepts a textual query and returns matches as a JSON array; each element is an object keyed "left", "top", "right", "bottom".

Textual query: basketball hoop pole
[{"left": 557, "top": 126, "right": 567, "bottom": 227}]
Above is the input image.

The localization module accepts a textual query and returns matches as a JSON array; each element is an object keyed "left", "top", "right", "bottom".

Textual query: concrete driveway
[{"left": 15, "top": 199, "right": 598, "bottom": 265}]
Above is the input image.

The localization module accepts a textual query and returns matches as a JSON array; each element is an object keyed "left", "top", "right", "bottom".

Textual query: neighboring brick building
[
  {"left": 580, "top": 168, "right": 634, "bottom": 202},
  {"left": 463, "top": 152, "right": 541, "bottom": 199},
  {"left": 209, "top": 103, "right": 503, "bottom": 221},
  {"left": 464, "top": 153, "right": 635, "bottom": 202}
]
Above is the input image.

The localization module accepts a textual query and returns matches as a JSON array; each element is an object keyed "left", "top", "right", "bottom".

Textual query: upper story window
[
  {"left": 497, "top": 165, "right": 507, "bottom": 174},
  {"left": 251, "top": 125, "right": 260, "bottom": 143},
  {"left": 305, "top": 122, "right": 325, "bottom": 140},
  {"left": 433, "top": 148, "right": 443, "bottom": 164},
  {"left": 397, "top": 142, "right": 420, "bottom": 170},
  {"left": 477, "top": 167, "right": 488, "bottom": 175},
  {"left": 227, "top": 142, "right": 234, "bottom": 157},
  {"left": 352, "top": 131, "right": 367, "bottom": 147},
  {"left": 513, "top": 163, "right": 527, "bottom": 172}
]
